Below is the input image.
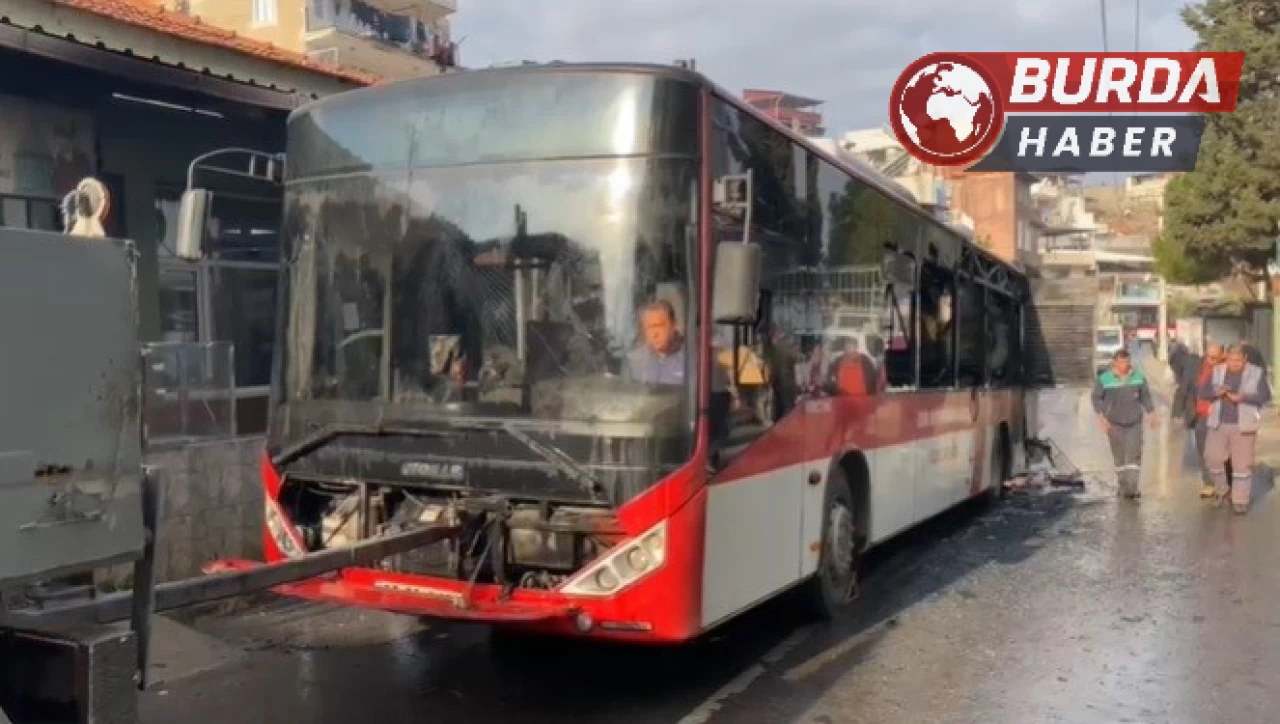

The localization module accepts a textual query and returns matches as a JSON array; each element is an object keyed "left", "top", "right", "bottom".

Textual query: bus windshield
[{"left": 272, "top": 71, "right": 701, "bottom": 501}]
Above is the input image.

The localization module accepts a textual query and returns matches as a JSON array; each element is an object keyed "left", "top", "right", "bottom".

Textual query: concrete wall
[
  {"left": 180, "top": 0, "right": 307, "bottom": 53},
  {"left": 944, "top": 171, "right": 1016, "bottom": 262},
  {"left": 145, "top": 438, "right": 265, "bottom": 583},
  {"left": 942, "top": 171, "right": 1042, "bottom": 271}
]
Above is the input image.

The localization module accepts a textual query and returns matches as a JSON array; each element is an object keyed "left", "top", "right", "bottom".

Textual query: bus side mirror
[
  {"left": 175, "top": 188, "right": 213, "bottom": 262},
  {"left": 713, "top": 242, "right": 761, "bottom": 324}
]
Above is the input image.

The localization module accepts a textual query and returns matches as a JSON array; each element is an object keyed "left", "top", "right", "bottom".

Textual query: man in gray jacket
[
  {"left": 1092, "top": 349, "right": 1159, "bottom": 499},
  {"left": 1199, "top": 342, "right": 1271, "bottom": 514}
]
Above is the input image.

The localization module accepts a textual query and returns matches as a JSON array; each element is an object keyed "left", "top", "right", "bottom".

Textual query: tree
[
  {"left": 827, "top": 180, "right": 896, "bottom": 267},
  {"left": 1156, "top": 0, "right": 1280, "bottom": 286}
]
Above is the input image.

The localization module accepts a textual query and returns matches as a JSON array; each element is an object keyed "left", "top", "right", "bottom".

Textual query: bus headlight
[
  {"left": 594, "top": 568, "right": 619, "bottom": 591},
  {"left": 625, "top": 547, "right": 650, "bottom": 573},
  {"left": 561, "top": 520, "right": 667, "bottom": 597},
  {"left": 642, "top": 529, "right": 664, "bottom": 558},
  {"left": 264, "top": 499, "right": 303, "bottom": 558}
]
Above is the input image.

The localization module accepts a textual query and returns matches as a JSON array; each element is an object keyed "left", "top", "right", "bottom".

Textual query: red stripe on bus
[{"left": 711, "top": 390, "right": 1019, "bottom": 484}]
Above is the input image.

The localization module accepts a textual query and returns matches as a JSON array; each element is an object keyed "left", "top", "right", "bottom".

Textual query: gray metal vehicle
[{"left": 0, "top": 174, "right": 456, "bottom": 723}]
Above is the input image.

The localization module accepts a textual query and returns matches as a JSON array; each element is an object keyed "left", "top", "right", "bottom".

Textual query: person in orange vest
[
  {"left": 831, "top": 337, "right": 882, "bottom": 397},
  {"left": 1190, "top": 343, "right": 1225, "bottom": 499}
]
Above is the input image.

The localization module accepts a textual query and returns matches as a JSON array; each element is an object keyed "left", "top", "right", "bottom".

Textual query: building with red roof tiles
[
  {"left": 140, "top": 0, "right": 460, "bottom": 81},
  {"left": 743, "top": 89, "right": 825, "bottom": 136},
  {"left": 0, "top": 0, "right": 384, "bottom": 435},
  {"left": 52, "top": 0, "right": 380, "bottom": 84}
]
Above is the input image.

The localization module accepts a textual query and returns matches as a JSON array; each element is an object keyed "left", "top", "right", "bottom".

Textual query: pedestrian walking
[
  {"left": 1171, "top": 341, "right": 1200, "bottom": 427},
  {"left": 1169, "top": 339, "right": 1190, "bottom": 381},
  {"left": 1092, "top": 349, "right": 1158, "bottom": 500},
  {"left": 1199, "top": 343, "right": 1271, "bottom": 514},
  {"left": 1188, "top": 343, "right": 1226, "bottom": 499}
]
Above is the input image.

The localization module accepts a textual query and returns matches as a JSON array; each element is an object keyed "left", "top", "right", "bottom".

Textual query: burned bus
[{"left": 188, "top": 63, "right": 1029, "bottom": 642}]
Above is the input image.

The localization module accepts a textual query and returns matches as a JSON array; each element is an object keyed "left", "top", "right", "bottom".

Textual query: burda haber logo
[
  {"left": 889, "top": 52, "right": 1245, "bottom": 173},
  {"left": 890, "top": 54, "right": 1005, "bottom": 167}
]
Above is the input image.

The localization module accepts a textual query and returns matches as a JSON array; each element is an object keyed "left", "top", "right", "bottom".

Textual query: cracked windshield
[{"left": 274, "top": 72, "right": 700, "bottom": 468}]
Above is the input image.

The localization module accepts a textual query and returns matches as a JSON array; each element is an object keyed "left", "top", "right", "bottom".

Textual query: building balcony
[
  {"left": 355, "top": 0, "right": 455, "bottom": 22},
  {"left": 1100, "top": 276, "right": 1161, "bottom": 307},
  {"left": 769, "top": 108, "right": 824, "bottom": 134},
  {"left": 306, "top": 0, "right": 457, "bottom": 79},
  {"left": 897, "top": 170, "right": 949, "bottom": 210},
  {"left": 1042, "top": 235, "right": 1093, "bottom": 253},
  {"left": 306, "top": 31, "right": 455, "bottom": 80}
]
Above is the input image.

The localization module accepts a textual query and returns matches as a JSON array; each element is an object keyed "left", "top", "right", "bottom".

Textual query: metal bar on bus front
[{"left": 2, "top": 523, "right": 460, "bottom": 631}]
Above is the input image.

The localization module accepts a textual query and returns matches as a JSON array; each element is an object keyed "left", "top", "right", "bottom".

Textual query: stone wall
[
  {"left": 1026, "top": 273, "right": 1100, "bottom": 386},
  {"left": 142, "top": 437, "right": 266, "bottom": 584}
]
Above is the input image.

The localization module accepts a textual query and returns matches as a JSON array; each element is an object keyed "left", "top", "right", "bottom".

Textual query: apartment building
[
  {"left": 834, "top": 126, "right": 1042, "bottom": 270},
  {"left": 744, "top": 90, "right": 825, "bottom": 136},
  {"left": 1032, "top": 176, "right": 1103, "bottom": 254},
  {"left": 161, "top": 0, "right": 459, "bottom": 79},
  {"left": 939, "top": 168, "right": 1043, "bottom": 271}
]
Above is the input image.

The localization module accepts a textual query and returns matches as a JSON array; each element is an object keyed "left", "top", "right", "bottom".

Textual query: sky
[{"left": 452, "top": 0, "right": 1198, "bottom": 138}]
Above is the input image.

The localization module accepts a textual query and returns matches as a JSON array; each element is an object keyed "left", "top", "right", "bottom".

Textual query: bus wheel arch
[{"left": 799, "top": 452, "right": 868, "bottom": 620}]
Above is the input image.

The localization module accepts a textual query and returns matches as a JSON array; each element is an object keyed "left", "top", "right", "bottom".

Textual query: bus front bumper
[{"left": 204, "top": 559, "right": 619, "bottom": 633}]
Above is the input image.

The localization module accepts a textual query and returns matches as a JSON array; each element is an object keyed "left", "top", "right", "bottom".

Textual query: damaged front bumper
[{"left": 205, "top": 559, "right": 581, "bottom": 626}]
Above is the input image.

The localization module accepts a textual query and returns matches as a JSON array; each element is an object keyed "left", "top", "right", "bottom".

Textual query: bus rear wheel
[{"left": 800, "top": 467, "right": 860, "bottom": 620}]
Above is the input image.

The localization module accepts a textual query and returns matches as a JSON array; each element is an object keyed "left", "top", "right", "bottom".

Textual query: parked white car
[{"left": 1095, "top": 325, "right": 1124, "bottom": 374}]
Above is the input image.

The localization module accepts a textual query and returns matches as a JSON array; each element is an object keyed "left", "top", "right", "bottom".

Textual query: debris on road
[{"left": 1005, "top": 436, "right": 1093, "bottom": 494}]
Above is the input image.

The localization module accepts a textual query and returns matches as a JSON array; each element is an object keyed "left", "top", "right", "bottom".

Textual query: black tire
[{"left": 799, "top": 465, "right": 861, "bottom": 620}]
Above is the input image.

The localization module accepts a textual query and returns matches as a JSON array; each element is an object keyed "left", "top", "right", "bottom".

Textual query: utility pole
[
  {"left": 1134, "top": 0, "right": 1140, "bottom": 52},
  {"left": 1272, "top": 226, "right": 1279, "bottom": 384},
  {"left": 1100, "top": 0, "right": 1110, "bottom": 52},
  {"left": 1157, "top": 276, "right": 1168, "bottom": 361}
]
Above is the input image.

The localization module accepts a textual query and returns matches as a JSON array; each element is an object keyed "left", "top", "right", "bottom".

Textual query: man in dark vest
[{"left": 1092, "top": 349, "right": 1158, "bottom": 500}]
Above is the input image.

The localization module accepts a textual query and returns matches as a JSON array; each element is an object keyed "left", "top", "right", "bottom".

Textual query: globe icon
[{"left": 894, "top": 59, "right": 998, "bottom": 162}]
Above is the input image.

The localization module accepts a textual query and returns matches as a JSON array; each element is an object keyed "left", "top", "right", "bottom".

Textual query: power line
[
  {"left": 1135, "top": 0, "right": 1141, "bottom": 51},
  {"left": 1100, "top": 0, "right": 1110, "bottom": 52}
]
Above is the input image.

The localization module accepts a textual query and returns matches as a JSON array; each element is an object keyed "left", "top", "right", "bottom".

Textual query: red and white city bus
[{"left": 209, "top": 63, "right": 1030, "bottom": 643}]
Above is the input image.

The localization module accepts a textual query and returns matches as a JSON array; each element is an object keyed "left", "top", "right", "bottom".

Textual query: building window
[
  {"left": 158, "top": 265, "right": 200, "bottom": 343},
  {"left": 0, "top": 195, "right": 61, "bottom": 232},
  {"left": 252, "top": 0, "right": 278, "bottom": 26},
  {"left": 153, "top": 189, "right": 280, "bottom": 388},
  {"left": 307, "top": 0, "right": 334, "bottom": 30}
]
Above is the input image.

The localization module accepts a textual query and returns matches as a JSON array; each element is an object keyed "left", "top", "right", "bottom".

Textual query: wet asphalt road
[{"left": 139, "top": 387, "right": 1280, "bottom": 724}]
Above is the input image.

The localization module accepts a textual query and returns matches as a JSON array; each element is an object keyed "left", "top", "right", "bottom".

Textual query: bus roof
[{"left": 293, "top": 62, "right": 1024, "bottom": 284}]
